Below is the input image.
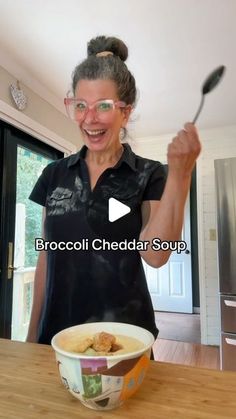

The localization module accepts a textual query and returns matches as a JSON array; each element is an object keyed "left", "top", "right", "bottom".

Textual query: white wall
[{"left": 134, "top": 125, "right": 236, "bottom": 346}]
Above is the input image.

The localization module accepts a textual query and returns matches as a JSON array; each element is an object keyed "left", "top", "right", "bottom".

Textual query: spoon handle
[{"left": 192, "top": 95, "right": 205, "bottom": 124}]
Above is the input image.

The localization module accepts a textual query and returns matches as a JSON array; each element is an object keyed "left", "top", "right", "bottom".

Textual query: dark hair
[{"left": 71, "top": 35, "right": 137, "bottom": 107}]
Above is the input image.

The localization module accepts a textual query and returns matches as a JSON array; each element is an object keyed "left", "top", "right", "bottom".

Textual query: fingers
[
  {"left": 167, "top": 122, "right": 201, "bottom": 176},
  {"left": 177, "top": 122, "right": 201, "bottom": 154},
  {"left": 184, "top": 122, "right": 197, "bottom": 132}
]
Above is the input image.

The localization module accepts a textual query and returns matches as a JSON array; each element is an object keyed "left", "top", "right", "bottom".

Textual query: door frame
[
  {"left": 0, "top": 99, "right": 77, "bottom": 156},
  {"left": 0, "top": 101, "right": 75, "bottom": 339},
  {"left": 0, "top": 122, "right": 65, "bottom": 338},
  {"left": 145, "top": 168, "right": 200, "bottom": 314}
]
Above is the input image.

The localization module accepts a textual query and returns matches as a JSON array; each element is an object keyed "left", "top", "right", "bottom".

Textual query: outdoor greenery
[{"left": 16, "top": 146, "right": 51, "bottom": 267}]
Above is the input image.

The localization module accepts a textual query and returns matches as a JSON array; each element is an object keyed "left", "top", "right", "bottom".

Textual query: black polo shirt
[{"left": 29, "top": 143, "right": 166, "bottom": 344}]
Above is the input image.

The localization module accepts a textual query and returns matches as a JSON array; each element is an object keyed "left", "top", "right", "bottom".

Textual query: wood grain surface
[{"left": 0, "top": 338, "right": 235, "bottom": 419}]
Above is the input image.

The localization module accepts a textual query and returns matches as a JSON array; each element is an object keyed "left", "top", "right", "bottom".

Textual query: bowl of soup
[{"left": 51, "top": 322, "right": 155, "bottom": 411}]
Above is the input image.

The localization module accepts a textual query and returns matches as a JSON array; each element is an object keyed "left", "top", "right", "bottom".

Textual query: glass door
[
  {"left": 11, "top": 145, "right": 53, "bottom": 340},
  {"left": 0, "top": 121, "right": 64, "bottom": 340}
]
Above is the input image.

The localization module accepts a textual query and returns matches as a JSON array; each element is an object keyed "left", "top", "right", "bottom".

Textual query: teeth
[{"left": 85, "top": 129, "right": 106, "bottom": 136}]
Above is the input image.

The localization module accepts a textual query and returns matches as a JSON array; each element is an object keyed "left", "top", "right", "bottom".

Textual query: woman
[{"left": 27, "top": 35, "right": 201, "bottom": 346}]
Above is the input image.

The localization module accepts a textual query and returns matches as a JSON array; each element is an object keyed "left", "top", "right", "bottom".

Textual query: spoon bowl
[{"left": 192, "top": 65, "right": 226, "bottom": 123}]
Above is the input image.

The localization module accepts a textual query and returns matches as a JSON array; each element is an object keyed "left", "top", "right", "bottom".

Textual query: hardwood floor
[
  {"left": 153, "top": 338, "right": 220, "bottom": 370},
  {"left": 153, "top": 311, "right": 219, "bottom": 369},
  {"left": 155, "top": 311, "right": 201, "bottom": 343}
]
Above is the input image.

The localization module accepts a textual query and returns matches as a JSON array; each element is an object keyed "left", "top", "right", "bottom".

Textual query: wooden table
[{"left": 0, "top": 338, "right": 236, "bottom": 418}]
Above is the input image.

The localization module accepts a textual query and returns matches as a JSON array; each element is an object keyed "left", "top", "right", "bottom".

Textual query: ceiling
[{"left": 0, "top": 0, "right": 235, "bottom": 138}]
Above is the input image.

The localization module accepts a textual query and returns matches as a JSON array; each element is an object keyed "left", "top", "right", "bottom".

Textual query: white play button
[{"left": 108, "top": 198, "right": 131, "bottom": 222}]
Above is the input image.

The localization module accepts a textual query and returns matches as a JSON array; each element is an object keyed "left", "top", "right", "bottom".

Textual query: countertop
[{"left": 0, "top": 338, "right": 236, "bottom": 418}]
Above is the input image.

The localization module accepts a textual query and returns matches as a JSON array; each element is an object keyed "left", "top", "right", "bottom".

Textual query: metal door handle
[
  {"left": 225, "top": 338, "right": 236, "bottom": 346},
  {"left": 224, "top": 300, "right": 236, "bottom": 307},
  {"left": 8, "top": 265, "right": 17, "bottom": 271},
  {"left": 7, "top": 242, "right": 16, "bottom": 279}
]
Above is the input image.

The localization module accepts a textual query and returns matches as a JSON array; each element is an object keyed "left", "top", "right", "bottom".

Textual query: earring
[{"left": 119, "top": 128, "right": 127, "bottom": 142}]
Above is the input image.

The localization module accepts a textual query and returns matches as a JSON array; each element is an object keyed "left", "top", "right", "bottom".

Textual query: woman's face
[{"left": 74, "top": 79, "right": 131, "bottom": 153}]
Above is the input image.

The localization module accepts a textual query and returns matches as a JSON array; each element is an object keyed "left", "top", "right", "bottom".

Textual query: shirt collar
[{"left": 67, "top": 143, "right": 137, "bottom": 172}]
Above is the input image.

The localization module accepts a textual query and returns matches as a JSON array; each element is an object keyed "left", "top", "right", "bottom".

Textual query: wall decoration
[{"left": 9, "top": 81, "right": 27, "bottom": 111}]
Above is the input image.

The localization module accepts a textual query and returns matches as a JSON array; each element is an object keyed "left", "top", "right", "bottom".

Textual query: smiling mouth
[
  {"left": 83, "top": 129, "right": 107, "bottom": 142},
  {"left": 84, "top": 129, "right": 106, "bottom": 137}
]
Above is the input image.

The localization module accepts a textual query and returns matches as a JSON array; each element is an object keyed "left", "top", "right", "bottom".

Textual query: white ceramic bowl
[{"left": 51, "top": 322, "right": 154, "bottom": 410}]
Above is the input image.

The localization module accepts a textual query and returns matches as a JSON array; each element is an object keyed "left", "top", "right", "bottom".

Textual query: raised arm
[{"left": 139, "top": 122, "right": 201, "bottom": 268}]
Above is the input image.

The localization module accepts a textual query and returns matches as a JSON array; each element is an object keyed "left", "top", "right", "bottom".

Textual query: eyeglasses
[{"left": 64, "top": 98, "right": 127, "bottom": 122}]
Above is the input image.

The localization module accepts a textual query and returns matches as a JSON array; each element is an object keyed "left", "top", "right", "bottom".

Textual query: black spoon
[{"left": 192, "top": 65, "right": 226, "bottom": 124}]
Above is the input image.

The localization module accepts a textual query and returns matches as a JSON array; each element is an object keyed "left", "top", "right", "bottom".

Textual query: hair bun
[{"left": 87, "top": 35, "right": 128, "bottom": 62}]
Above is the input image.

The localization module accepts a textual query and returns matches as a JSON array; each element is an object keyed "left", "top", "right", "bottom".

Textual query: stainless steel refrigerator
[{"left": 215, "top": 157, "right": 236, "bottom": 371}]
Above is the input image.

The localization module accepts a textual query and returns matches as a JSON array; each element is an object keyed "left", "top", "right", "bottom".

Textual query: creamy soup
[{"left": 61, "top": 333, "right": 145, "bottom": 356}]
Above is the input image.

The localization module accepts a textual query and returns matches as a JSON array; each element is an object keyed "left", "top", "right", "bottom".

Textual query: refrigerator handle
[
  {"left": 225, "top": 338, "right": 236, "bottom": 346},
  {"left": 224, "top": 300, "right": 236, "bottom": 307}
]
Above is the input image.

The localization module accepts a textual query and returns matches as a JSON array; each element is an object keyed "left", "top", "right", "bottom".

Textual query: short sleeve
[
  {"left": 29, "top": 163, "right": 52, "bottom": 206},
  {"left": 142, "top": 163, "right": 167, "bottom": 201}
]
